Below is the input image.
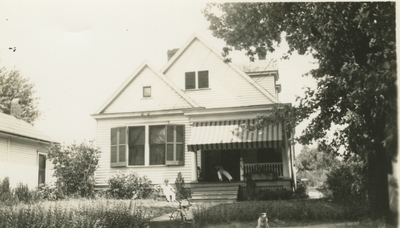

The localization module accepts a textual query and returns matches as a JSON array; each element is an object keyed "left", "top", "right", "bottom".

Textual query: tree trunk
[{"left": 367, "top": 143, "right": 391, "bottom": 221}]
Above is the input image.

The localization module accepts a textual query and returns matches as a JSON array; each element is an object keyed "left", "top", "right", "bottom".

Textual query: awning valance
[{"left": 187, "top": 119, "right": 283, "bottom": 151}]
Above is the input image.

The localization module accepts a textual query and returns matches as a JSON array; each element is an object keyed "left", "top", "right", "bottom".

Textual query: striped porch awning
[{"left": 187, "top": 119, "right": 283, "bottom": 152}]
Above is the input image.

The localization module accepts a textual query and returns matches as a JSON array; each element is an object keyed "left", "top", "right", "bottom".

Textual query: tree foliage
[
  {"left": 295, "top": 146, "right": 340, "bottom": 187},
  {"left": 0, "top": 67, "right": 40, "bottom": 124},
  {"left": 48, "top": 141, "right": 101, "bottom": 197},
  {"left": 296, "top": 146, "right": 339, "bottom": 172},
  {"left": 204, "top": 2, "right": 396, "bottom": 221},
  {"left": 322, "top": 155, "right": 368, "bottom": 209}
]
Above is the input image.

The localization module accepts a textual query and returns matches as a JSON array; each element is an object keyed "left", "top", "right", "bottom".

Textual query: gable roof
[
  {"left": 235, "top": 58, "right": 278, "bottom": 73},
  {"left": 161, "top": 33, "right": 280, "bottom": 104},
  {"left": 0, "top": 113, "right": 55, "bottom": 143},
  {"left": 95, "top": 60, "right": 199, "bottom": 114}
]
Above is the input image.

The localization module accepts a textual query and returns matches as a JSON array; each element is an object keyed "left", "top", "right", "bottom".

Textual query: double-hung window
[
  {"left": 110, "top": 127, "right": 127, "bottom": 167},
  {"left": 110, "top": 125, "right": 184, "bottom": 167},
  {"left": 128, "top": 126, "right": 145, "bottom": 165},
  {"left": 149, "top": 125, "right": 167, "bottom": 165},
  {"left": 166, "top": 125, "right": 184, "bottom": 165},
  {"left": 185, "top": 71, "right": 209, "bottom": 89}
]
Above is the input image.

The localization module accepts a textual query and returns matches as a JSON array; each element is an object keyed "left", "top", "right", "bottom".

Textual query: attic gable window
[
  {"left": 198, "top": 71, "right": 209, "bottom": 88},
  {"left": 185, "top": 71, "right": 209, "bottom": 90},
  {"left": 185, "top": 72, "right": 196, "bottom": 89},
  {"left": 143, "top": 86, "right": 151, "bottom": 98}
]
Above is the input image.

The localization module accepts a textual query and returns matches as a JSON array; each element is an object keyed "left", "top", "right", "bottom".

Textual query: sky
[{"left": 0, "top": 1, "right": 317, "bottom": 153}]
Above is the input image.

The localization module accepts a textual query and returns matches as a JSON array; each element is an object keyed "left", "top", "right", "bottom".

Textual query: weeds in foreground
[
  {"left": 0, "top": 199, "right": 165, "bottom": 228},
  {"left": 193, "top": 199, "right": 370, "bottom": 227}
]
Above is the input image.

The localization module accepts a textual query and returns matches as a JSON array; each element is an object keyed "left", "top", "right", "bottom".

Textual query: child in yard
[{"left": 162, "top": 179, "right": 176, "bottom": 202}]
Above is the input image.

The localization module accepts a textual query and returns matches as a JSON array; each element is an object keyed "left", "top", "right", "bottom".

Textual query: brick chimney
[
  {"left": 10, "top": 98, "right": 22, "bottom": 118},
  {"left": 167, "top": 48, "right": 179, "bottom": 61},
  {"left": 258, "top": 52, "right": 266, "bottom": 60}
]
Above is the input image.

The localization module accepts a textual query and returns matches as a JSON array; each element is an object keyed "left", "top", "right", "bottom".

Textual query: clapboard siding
[
  {"left": 251, "top": 75, "right": 275, "bottom": 97},
  {"left": 0, "top": 137, "right": 8, "bottom": 162},
  {"left": 104, "top": 66, "right": 192, "bottom": 114},
  {"left": 95, "top": 114, "right": 193, "bottom": 185},
  {"left": 0, "top": 137, "right": 54, "bottom": 189},
  {"left": 164, "top": 38, "right": 275, "bottom": 108},
  {"left": 9, "top": 138, "right": 37, "bottom": 166}
]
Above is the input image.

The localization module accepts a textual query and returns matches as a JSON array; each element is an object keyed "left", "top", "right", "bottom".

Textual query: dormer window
[
  {"left": 143, "top": 86, "right": 151, "bottom": 98},
  {"left": 185, "top": 71, "right": 209, "bottom": 90}
]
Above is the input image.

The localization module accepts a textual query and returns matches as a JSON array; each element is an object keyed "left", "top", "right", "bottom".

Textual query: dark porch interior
[{"left": 201, "top": 149, "right": 241, "bottom": 182}]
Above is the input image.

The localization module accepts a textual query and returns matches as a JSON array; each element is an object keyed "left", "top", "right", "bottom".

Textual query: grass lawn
[
  {"left": 192, "top": 199, "right": 390, "bottom": 227},
  {"left": 1, "top": 198, "right": 395, "bottom": 227}
]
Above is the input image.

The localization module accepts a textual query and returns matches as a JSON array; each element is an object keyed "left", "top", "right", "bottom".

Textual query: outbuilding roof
[{"left": 0, "top": 112, "right": 55, "bottom": 143}]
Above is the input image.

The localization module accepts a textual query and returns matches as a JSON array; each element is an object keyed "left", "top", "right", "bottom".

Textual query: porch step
[{"left": 190, "top": 182, "right": 239, "bottom": 204}]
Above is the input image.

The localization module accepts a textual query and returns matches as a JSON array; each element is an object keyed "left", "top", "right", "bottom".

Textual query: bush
[
  {"left": 108, "top": 172, "right": 153, "bottom": 199},
  {"left": 294, "top": 179, "right": 309, "bottom": 198},
  {"left": 48, "top": 141, "right": 101, "bottom": 198},
  {"left": 14, "top": 183, "right": 31, "bottom": 203},
  {"left": 37, "top": 183, "right": 65, "bottom": 201},
  {"left": 0, "top": 177, "right": 14, "bottom": 204},
  {"left": 0, "top": 178, "right": 41, "bottom": 205},
  {"left": 320, "top": 155, "right": 368, "bottom": 207},
  {"left": 240, "top": 187, "right": 293, "bottom": 201}
]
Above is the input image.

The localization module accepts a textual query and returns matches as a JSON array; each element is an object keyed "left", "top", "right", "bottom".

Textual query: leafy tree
[
  {"left": 0, "top": 67, "right": 40, "bottom": 124},
  {"left": 322, "top": 154, "right": 368, "bottom": 207},
  {"left": 295, "top": 146, "right": 340, "bottom": 187},
  {"left": 204, "top": 2, "right": 396, "bottom": 221},
  {"left": 48, "top": 141, "right": 101, "bottom": 197},
  {"left": 296, "top": 146, "right": 339, "bottom": 172}
]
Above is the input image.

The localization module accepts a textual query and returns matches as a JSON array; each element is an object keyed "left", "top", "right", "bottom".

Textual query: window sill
[
  {"left": 184, "top": 88, "right": 211, "bottom": 91},
  {"left": 125, "top": 165, "right": 167, "bottom": 168},
  {"left": 141, "top": 97, "right": 153, "bottom": 100}
]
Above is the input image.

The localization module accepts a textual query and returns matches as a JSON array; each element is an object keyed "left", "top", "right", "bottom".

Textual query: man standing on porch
[{"left": 215, "top": 165, "right": 233, "bottom": 181}]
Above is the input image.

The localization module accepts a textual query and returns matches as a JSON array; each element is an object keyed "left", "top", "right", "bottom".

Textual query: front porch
[
  {"left": 187, "top": 119, "right": 296, "bottom": 187},
  {"left": 188, "top": 179, "right": 292, "bottom": 203}
]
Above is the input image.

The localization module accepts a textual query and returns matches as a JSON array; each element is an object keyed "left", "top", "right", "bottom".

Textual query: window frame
[
  {"left": 143, "top": 86, "right": 152, "bottom": 98},
  {"left": 166, "top": 125, "right": 185, "bottom": 166},
  {"left": 185, "top": 72, "right": 196, "bottom": 90},
  {"left": 197, "top": 70, "right": 209, "bottom": 89},
  {"left": 111, "top": 124, "right": 185, "bottom": 168},
  {"left": 37, "top": 152, "right": 46, "bottom": 186},
  {"left": 185, "top": 70, "right": 209, "bottom": 90},
  {"left": 149, "top": 125, "right": 167, "bottom": 165},
  {"left": 110, "top": 127, "right": 127, "bottom": 167},
  {"left": 128, "top": 126, "right": 145, "bottom": 166}
]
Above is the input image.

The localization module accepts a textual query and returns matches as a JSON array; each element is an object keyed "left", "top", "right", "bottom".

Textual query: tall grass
[
  {"left": 193, "top": 199, "right": 370, "bottom": 227},
  {"left": 0, "top": 199, "right": 162, "bottom": 228}
]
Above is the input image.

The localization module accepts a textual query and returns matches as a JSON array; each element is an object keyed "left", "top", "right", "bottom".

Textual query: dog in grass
[{"left": 256, "top": 212, "right": 269, "bottom": 228}]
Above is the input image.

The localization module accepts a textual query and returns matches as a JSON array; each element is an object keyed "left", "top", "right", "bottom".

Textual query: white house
[
  {"left": 92, "top": 34, "right": 296, "bottom": 196},
  {"left": 0, "top": 100, "right": 56, "bottom": 189}
]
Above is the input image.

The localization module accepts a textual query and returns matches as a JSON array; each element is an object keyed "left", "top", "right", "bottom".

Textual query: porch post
[
  {"left": 240, "top": 157, "right": 244, "bottom": 181},
  {"left": 191, "top": 150, "right": 198, "bottom": 183}
]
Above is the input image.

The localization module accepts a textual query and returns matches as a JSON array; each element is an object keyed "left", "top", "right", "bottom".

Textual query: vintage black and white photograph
[{"left": 0, "top": 1, "right": 397, "bottom": 227}]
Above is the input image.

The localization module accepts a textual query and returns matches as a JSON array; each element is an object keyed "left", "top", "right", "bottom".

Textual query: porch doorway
[{"left": 201, "top": 149, "right": 241, "bottom": 182}]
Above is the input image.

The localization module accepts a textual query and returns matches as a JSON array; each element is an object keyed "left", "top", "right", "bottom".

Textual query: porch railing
[{"left": 241, "top": 162, "right": 283, "bottom": 180}]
